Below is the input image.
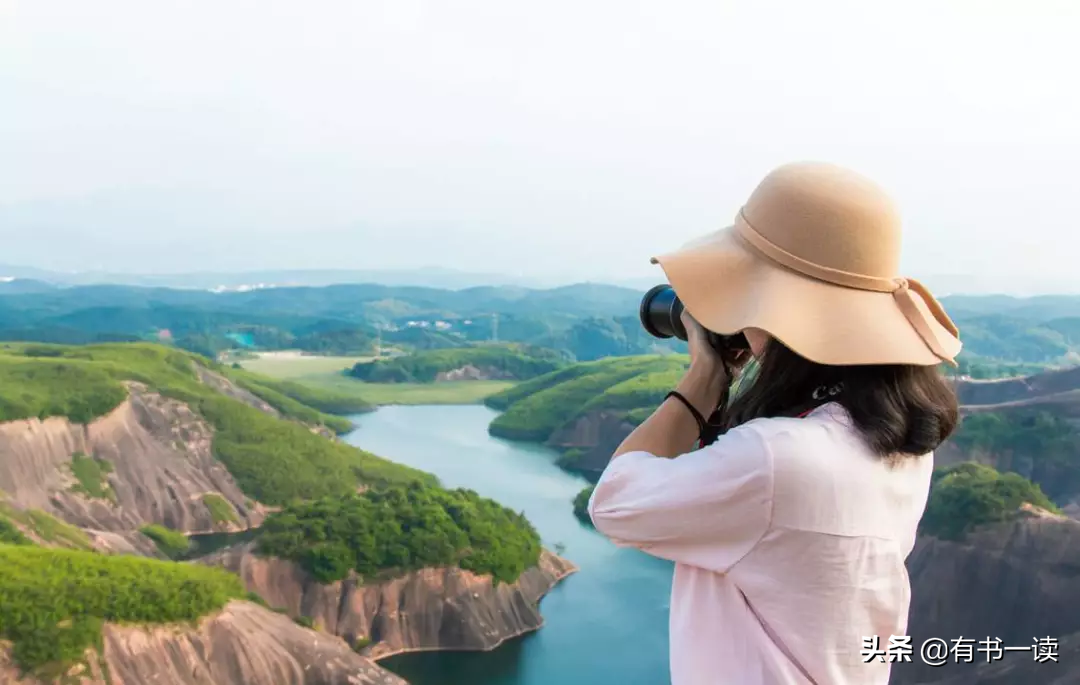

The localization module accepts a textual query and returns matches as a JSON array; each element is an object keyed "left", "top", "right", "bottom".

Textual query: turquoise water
[
  {"left": 224, "top": 331, "right": 255, "bottom": 347},
  {"left": 343, "top": 404, "right": 674, "bottom": 685}
]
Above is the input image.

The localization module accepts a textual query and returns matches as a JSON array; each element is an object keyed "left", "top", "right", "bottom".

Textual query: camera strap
[{"left": 696, "top": 383, "right": 843, "bottom": 449}]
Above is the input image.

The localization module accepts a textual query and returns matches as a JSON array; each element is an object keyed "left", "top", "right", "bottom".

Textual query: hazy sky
[{"left": 2, "top": 1, "right": 1079, "bottom": 291}]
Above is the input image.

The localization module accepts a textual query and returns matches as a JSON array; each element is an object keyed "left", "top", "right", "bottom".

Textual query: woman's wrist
[{"left": 676, "top": 361, "right": 729, "bottom": 417}]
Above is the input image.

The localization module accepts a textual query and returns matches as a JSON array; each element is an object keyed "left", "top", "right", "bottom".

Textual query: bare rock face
[
  {"left": 203, "top": 543, "right": 578, "bottom": 658},
  {"left": 0, "top": 601, "right": 406, "bottom": 685},
  {"left": 546, "top": 410, "right": 636, "bottom": 474},
  {"left": 890, "top": 517, "right": 1080, "bottom": 684},
  {"left": 0, "top": 383, "right": 264, "bottom": 535}
]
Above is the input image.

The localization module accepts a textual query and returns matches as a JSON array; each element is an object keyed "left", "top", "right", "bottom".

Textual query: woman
[{"left": 588, "top": 162, "right": 961, "bottom": 685}]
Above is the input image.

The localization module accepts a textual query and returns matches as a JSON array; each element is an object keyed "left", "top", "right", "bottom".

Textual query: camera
[{"left": 639, "top": 284, "right": 749, "bottom": 352}]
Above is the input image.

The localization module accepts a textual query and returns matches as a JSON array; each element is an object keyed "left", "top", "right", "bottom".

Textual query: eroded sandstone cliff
[
  {"left": 546, "top": 410, "right": 635, "bottom": 474},
  {"left": 890, "top": 513, "right": 1080, "bottom": 684},
  {"left": 0, "top": 601, "right": 406, "bottom": 685},
  {"left": 0, "top": 382, "right": 264, "bottom": 538},
  {"left": 202, "top": 542, "right": 577, "bottom": 659}
]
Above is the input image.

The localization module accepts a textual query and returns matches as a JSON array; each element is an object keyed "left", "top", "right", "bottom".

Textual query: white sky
[{"left": 2, "top": 1, "right": 1079, "bottom": 291}]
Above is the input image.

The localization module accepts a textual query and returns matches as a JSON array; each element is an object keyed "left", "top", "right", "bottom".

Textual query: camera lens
[
  {"left": 639, "top": 284, "right": 687, "bottom": 340},
  {"left": 639, "top": 284, "right": 751, "bottom": 351}
]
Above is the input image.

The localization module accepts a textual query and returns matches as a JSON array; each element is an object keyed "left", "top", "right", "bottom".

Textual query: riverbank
[
  {"left": 368, "top": 558, "right": 580, "bottom": 663},
  {"left": 344, "top": 404, "right": 674, "bottom": 685}
]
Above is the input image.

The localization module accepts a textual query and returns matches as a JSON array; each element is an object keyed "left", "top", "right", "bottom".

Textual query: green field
[
  {"left": 237, "top": 353, "right": 372, "bottom": 378},
  {"left": 239, "top": 353, "right": 515, "bottom": 405}
]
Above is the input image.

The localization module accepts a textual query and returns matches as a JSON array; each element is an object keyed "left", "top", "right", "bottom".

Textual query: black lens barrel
[
  {"left": 639, "top": 284, "right": 686, "bottom": 340},
  {"left": 638, "top": 284, "right": 749, "bottom": 351}
]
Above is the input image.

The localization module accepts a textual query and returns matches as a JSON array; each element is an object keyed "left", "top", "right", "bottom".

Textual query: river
[{"left": 343, "top": 404, "right": 674, "bottom": 685}]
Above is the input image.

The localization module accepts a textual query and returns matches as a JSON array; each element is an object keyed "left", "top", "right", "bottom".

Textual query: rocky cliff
[
  {"left": 202, "top": 542, "right": 577, "bottom": 659},
  {"left": 890, "top": 512, "right": 1080, "bottom": 684},
  {"left": 0, "top": 601, "right": 406, "bottom": 685},
  {"left": 0, "top": 382, "right": 264, "bottom": 539},
  {"left": 546, "top": 410, "right": 635, "bottom": 474}
]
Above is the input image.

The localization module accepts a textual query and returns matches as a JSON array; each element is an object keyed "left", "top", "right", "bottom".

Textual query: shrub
[
  {"left": 245, "top": 591, "right": 270, "bottom": 608},
  {"left": 203, "top": 493, "right": 239, "bottom": 526},
  {"left": 68, "top": 453, "right": 115, "bottom": 501},
  {"left": 140, "top": 524, "right": 191, "bottom": 559},
  {"left": 0, "top": 516, "right": 32, "bottom": 545}
]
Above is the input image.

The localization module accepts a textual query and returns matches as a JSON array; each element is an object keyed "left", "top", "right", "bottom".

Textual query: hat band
[{"left": 734, "top": 210, "right": 960, "bottom": 363}]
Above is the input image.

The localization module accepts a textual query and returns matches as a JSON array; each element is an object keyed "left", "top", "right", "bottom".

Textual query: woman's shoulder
[
  {"left": 730, "top": 402, "right": 934, "bottom": 495},
  {"left": 732, "top": 402, "right": 857, "bottom": 446},
  {"left": 731, "top": 402, "right": 934, "bottom": 538}
]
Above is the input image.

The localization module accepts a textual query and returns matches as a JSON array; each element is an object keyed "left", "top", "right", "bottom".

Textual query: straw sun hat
[{"left": 650, "top": 162, "right": 962, "bottom": 367}]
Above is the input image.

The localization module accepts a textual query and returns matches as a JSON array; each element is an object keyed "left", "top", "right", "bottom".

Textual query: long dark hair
[{"left": 719, "top": 339, "right": 959, "bottom": 459}]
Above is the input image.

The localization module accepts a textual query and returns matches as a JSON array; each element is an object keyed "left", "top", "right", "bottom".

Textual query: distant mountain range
[{"left": 2, "top": 263, "right": 1077, "bottom": 297}]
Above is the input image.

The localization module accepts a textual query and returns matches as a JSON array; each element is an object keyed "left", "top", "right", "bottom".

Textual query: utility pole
[{"left": 491, "top": 313, "right": 499, "bottom": 343}]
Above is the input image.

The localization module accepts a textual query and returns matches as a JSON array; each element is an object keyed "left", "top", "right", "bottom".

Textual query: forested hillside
[
  {"left": 0, "top": 341, "right": 551, "bottom": 679},
  {"left": 486, "top": 355, "right": 689, "bottom": 471},
  {"left": 349, "top": 344, "right": 568, "bottom": 383},
  {"left": 8, "top": 281, "right": 1080, "bottom": 371}
]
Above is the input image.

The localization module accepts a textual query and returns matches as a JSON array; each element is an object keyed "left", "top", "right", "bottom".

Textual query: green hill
[
  {"left": 0, "top": 542, "right": 245, "bottom": 677},
  {"left": 7, "top": 281, "right": 1080, "bottom": 371},
  {"left": 919, "top": 462, "right": 1061, "bottom": 541},
  {"left": 257, "top": 483, "right": 541, "bottom": 585},
  {"left": 572, "top": 486, "right": 594, "bottom": 526},
  {"left": 348, "top": 344, "right": 568, "bottom": 383},
  {"left": 485, "top": 355, "right": 689, "bottom": 443},
  {"left": 0, "top": 340, "right": 556, "bottom": 677},
  {"left": 0, "top": 342, "right": 432, "bottom": 505}
]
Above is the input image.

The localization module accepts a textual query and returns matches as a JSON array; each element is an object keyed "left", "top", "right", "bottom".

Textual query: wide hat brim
[{"left": 651, "top": 225, "right": 963, "bottom": 367}]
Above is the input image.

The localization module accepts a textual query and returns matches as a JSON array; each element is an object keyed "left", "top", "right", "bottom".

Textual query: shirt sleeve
[{"left": 586, "top": 423, "right": 774, "bottom": 574}]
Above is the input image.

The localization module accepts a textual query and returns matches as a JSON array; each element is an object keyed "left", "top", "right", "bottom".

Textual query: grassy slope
[
  {"left": 0, "top": 543, "right": 244, "bottom": 676},
  {"left": 0, "top": 499, "right": 93, "bottom": 550},
  {"left": 223, "top": 367, "right": 368, "bottom": 433},
  {"left": 0, "top": 342, "right": 433, "bottom": 505},
  {"left": 486, "top": 355, "right": 689, "bottom": 442},
  {"left": 919, "top": 463, "right": 1061, "bottom": 540},
  {"left": 237, "top": 350, "right": 515, "bottom": 406}
]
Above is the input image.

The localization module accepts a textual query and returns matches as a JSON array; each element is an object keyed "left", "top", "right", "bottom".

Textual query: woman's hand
[
  {"left": 681, "top": 310, "right": 750, "bottom": 377},
  {"left": 678, "top": 310, "right": 749, "bottom": 417}
]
